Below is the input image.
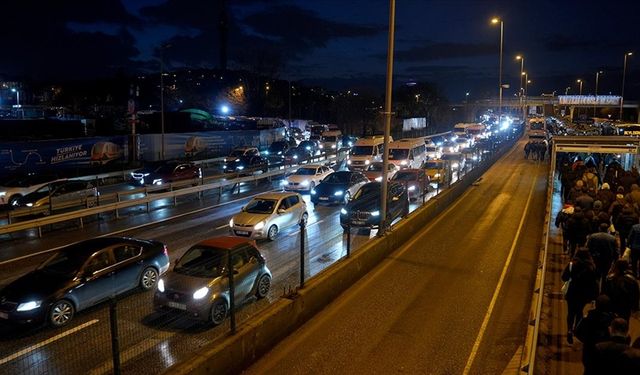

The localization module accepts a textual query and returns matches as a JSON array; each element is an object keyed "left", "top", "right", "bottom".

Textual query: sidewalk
[{"left": 538, "top": 176, "right": 640, "bottom": 374}]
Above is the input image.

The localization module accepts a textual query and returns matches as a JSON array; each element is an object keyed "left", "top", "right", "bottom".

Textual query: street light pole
[
  {"left": 594, "top": 70, "right": 603, "bottom": 117},
  {"left": 620, "top": 52, "right": 633, "bottom": 121},
  {"left": 577, "top": 79, "right": 583, "bottom": 95},
  {"left": 516, "top": 55, "right": 525, "bottom": 119},
  {"left": 159, "top": 44, "right": 172, "bottom": 161},
  {"left": 491, "top": 18, "right": 504, "bottom": 126},
  {"left": 379, "top": 0, "right": 396, "bottom": 235}
]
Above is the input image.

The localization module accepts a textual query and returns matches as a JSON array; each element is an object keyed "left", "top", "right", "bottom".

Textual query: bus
[{"left": 388, "top": 138, "right": 427, "bottom": 169}]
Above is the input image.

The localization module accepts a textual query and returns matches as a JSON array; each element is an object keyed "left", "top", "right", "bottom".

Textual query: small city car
[
  {"left": 284, "top": 164, "right": 334, "bottom": 192},
  {"left": 284, "top": 146, "right": 312, "bottom": 164},
  {"left": 154, "top": 237, "right": 272, "bottom": 325},
  {"left": 135, "top": 162, "right": 202, "bottom": 186},
  {"left": 265, "top": 141, "right": 290, "bottom": 157},
  {"left": 423, "top": 159, "right": 448, "bottom": 184},
  {"left": 0, "top": 237, "right": 169, "bottom": 327},
  {"left": 13, "top": 180, "right": 98, "bottom": 212},
  {"left": 223, "top": 147, "right": 268, "bottom": 173},
  {"left": 391, "top": 169, "right": 429, "bottom": 201},
  {"left": 363, "top": 162, "right": 399, "bottom": 182},
  {"left": 229, "top": 192, "right": 307, "bottom": 240},
  {"left": 310, "top": 171, "right": 369, "bottom": 206},
  {"left": 340, "top": 181, "right": 409, "bottom": 231}
]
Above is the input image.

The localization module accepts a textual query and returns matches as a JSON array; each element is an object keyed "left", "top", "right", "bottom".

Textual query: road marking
[
  {"left": 0, "top": 319, "right": 99, "bottom": 365},
  {"left": 0, "top": 189, "right": 281, "bottom": 266},
  {"left": 215, "top": 224, "right": 229, "bottom": 230},
  {"left": 462, "top": 163, "right": 539, "bottom": 375}
]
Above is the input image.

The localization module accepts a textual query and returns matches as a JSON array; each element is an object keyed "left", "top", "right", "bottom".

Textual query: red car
[
  {"left": 391, "top": 168, "right": 429, "bottom": 201},
  {"left": 134, "top": 162, "right": 202, "bottom": 186}
]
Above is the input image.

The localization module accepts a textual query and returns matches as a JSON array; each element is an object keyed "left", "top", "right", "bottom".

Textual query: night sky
[{"left": 3, "top": 0, "right": 639, "bottom": 101}]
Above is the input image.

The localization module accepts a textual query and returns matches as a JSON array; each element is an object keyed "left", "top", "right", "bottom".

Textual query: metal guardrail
[
  {"left": 518, "top": 148, "right": 555, "bottom": 373},
  {"left": 0, "top": 153, "right": 341, "bottom": 237}
]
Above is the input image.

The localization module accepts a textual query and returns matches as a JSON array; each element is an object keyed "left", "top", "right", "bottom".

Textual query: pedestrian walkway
[{"left": 539, "top": 176, "right": 640, "bottom": 374}]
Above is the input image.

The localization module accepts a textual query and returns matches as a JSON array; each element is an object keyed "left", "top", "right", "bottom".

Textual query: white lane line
[
  {"left": 0, "top": 189, "right": 281, "bottom": 266},
  {"left": 288, "top": 218, "right": 326, "bottom": 237},
  {"left": 462, "top": 164, "right": 539, "bottom": 375},
  {"left": 0, "top": 319, "right": 99, "bottom": 365},
  {"left": 215, "top": 224, "right": 229, "bottom": 230}
]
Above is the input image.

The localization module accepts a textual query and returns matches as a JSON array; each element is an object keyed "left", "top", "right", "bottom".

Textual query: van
[
  {"left": 388, "top": 138, "right": 426, "bottom": 169},
  {"left": 441, "top": 152, "right": 465, "bottom": 172},
  {"left": 319, "top": 130, "right": 343, "bottom": 152},
  {"left": 348, "top": 136, "right": 393, "bottom": 171}
]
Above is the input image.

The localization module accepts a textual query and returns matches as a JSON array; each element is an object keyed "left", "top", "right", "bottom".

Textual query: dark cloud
[{"left": 389, "top": 42, "right": 496, "bottom": 62}]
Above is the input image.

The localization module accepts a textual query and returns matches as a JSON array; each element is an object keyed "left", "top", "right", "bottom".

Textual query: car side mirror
[{"left": 278, "top": 208, "right": 286, "bottom": 214}]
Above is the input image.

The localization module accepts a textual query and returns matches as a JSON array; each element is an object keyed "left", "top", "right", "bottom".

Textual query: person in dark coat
[
  {"left": 615, "top": 205, "right": 638, "bottom": 255},
  {"left": 566, "top": 207, "right": 591, "bottom": 257},
  {"left": 562, "top": 249, "right": 599, "bottom": 344},
  {"left": 524, "top": 142, "right": 531, "bottom": 159},
  {"left": 609, "top": 193, "right": 626, "bottom": 227},
  {"left": 586, "top": 223, "right": 618, "bottom": 288},
  {"left": 575, "top": 295, "right": 615, "bottom": 375},
  {"left": 591, "top": 318, "right": 631, "bottom": 374},
  {"left": 576, "top": 191, "right": 595, "bottom": 211},
  {"left": 627, "top": 221, "right": 640, "bottom": 278},
  {"left": 596, "top": 183, "right": 615, "bottom": 212},
  {"left": 620, "top": 171, "right": 637, "bottom": 196},
  {"left": 568, "top": 180, "right": 586, "bottom": 204},
  {"left": 556, "top": 203, "right": 575, "bottom": 254},
  {"left": 622, "top": 338, "right": 640, "bottom": 373},
  {"left": 602, "top": 259, "right": 640, "bottom": 320}
]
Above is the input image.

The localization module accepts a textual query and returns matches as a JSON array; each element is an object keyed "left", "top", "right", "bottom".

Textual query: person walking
[
  {"left": 627, "top": 221, "right": 640, "bottom": 278},
  {"left": 596, "top": 183, "right": 615, "bottom": 212},
  {"left": 566, "top": 207, "right": 591, "bottom": 257},
  {"left": 574, "top": 295, "right": 615, "bottom": 375},
  {"left": 592, "top": 318, "right": 631, "bottom": 374},
  {"left": 602, "top": 259, "right": 640, "bottom": 320},
  {"left": 556, "top": 203, "right": 575, "bottom": 254},
  {"left": 562, "top": 249, "right": 599, "bottom": 344},
  {"left": 586, "top": 223, "right": 618, "bottom": 289},
  {"left": 524, "top": 142, "right": 531, "bottom": 159},
  {"left": 615, "top": 205, "right": 638, "bottom": 256}
]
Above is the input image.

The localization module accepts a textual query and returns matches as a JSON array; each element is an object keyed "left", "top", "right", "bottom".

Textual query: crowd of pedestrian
[
  {"left": 555, "top": 154, "right": 640, "bottom": 373},
  {"left": 524, "top": 140, "right": 548, "bottom": 161}
]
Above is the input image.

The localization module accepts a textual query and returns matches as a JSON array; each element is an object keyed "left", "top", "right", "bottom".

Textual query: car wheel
[
  {"left": 300, "top": 212, "right": 309, "bottom": 225},
  {"left": 267, "top": 225, "right": 278, "bottom": 241},
  {"left": 256, "top": 274, "right": 271, "bottom": 299},
  {"left": 8, "top": 194, "right": 21, "bottom": 206},
  {"left": 140, "top": 267, "right": 158, "bottom": 291},
  {"left": 49, "top": 300, "right": 75, "bottom": 327},
  {"left": 343, "top": 191, "right": 351, "bottom": 204},
  {"left": 210, "top": 300, "right": 228, "bottom": 325}
]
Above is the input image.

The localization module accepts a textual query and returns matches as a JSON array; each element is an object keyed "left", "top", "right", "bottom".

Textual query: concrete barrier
[{"left": 167, "top": 137, "right": 518, "bottom": 375}]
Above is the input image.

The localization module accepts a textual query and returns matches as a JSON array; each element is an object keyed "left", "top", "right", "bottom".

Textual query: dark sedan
[
  {"left": 339, "top": 181, "right": 409, "bottom": 230},
  {"left": 132, "top": 162, "right": 202, "bottom": 186},
  {"left": 284, "top": 146, "right": 312, "bottom": 164},
  {"left": 391, "top": 169, "right": 429, "bottom": 201},
  {"left": 299, "top": 140, "right": 321, "bottom": 156},
  {"left": 0, "top": 237, "right": 169, "bottom": 327},
  {"left": 223, "top": 147, "right": 268, "bottom": 173},
  {"left": 265, "top": 141, "right": 290, "bottom": 157},
  {"left": 310, "top": 171, "right": 369, "bottom": 206}
]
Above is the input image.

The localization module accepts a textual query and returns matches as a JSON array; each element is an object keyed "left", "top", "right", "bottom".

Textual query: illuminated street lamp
[
  {"left": 491, "top": 17, "right": 504, "bottom": 125},
  {"left": 594, "top": 70, "right": 603, "bottom": 117},
  {"left": 10, "top": 88, "right": 20, "bottom": 106},
  {"left": 620, "top": 52, "right": 633, "bottom": 121},
  {"left": 577, "top": 79, "right": 583, "bottom": 95},
  {"left": 515, "top": 55, "right": 525, "bottom": 94}
]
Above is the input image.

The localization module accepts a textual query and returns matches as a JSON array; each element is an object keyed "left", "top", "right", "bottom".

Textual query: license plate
[
  {"left": 352, "top": 220, "right": 365, "bottom": 225},
  {"left": 319, "top": 197, "right": 329, "bottom": 201},
  {"left": 235, "top": 230, "right": 249, "bottom": 235},
  {"left": 166, "top": 302, "right": 186, "bottom": 311},
  {"left": 0, "top": 312, "right": 8, "bottom": 319}
]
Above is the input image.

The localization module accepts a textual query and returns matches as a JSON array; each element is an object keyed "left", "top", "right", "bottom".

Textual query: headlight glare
[
  {"left": 340, "top": 208, "right": 347, "bottom": 215},
  {"left": 16, "top": 301, "right": 41, "bottom": 312},
  {"left": 193, "top": 287, "right": 209, "bottom": 300},
  {"left": 254, "top": 221, "right": 265, "bottom": 230},
  {"left": 158, "top": 279, "right": 165, "bottom": 293},
  {"left": 334, "top": 190, "right": 343, "bottom": 196},
  {"left": 371, "top": 210, "right": 380, "bottom": 217}
]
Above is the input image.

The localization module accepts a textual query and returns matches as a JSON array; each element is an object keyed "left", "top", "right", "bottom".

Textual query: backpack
[{"left": 583, "top": 172, "right": 598, "bottom": 191}]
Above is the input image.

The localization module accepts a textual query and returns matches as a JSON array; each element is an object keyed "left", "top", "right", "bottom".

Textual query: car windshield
[
  {"left": 245, "top": 198, "right": 277, "bottom": 214},
  {"left": 229, "top": 150, "right": 246, "bottom": 157},
  {"left": 350, "top": 146, "right": 373, "bottom": 156},
  {"left": 153, "top": 165, "right": 175, "bottom": 174},
  {"left": 35, "top": 181, "right": 66, "bottom": 193},
  {"left": 322, "top": 136, "right": 337, "bottom": 142},
  {"left": 295, "top": 168, "right": 316, "bottom": 176},
  {"left": 323, "top": 172, "right": 350, "bottom": 184},
  {"left": 174, "top": 246, "right": 225, "bottom": 278},
  {"left": 269, "top": 142, "right": 286, "bottom": 150},
  {"left": 424, "top": 161, "right": 443, "bottom": 169},
  {"left": 393, "top": 171, "right": 417, "bottom": 181},
  {"left": 353, "top": 183, "right": 380, "bottom": 200},
  {"left": 366, "top": 163, "right": 384, "bottom": 172},
  {"left": 389, "top": 149, "right": 408, "bottom": 160},
  {"left": 426, "top": 146, "right": 438, "bottom": 152},
  {"left": 38, "top": 250, "right": 86, "bottom": 277}
]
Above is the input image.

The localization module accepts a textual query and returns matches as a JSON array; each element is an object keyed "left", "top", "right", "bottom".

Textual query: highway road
[
  {"left": 0, "top": 136, "right": 501, "bottom": 375},
  {"left": 244, "top": 137, "right": 548, "bottom": 375}
]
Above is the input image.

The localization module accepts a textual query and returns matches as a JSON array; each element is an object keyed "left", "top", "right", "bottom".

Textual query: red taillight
[{"left": 163, "top": 245, "right": 169, "bottom": 257}]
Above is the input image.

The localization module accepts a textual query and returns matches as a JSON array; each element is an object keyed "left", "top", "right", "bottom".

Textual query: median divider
[{"left": 166, "top": 136, "right": 517, "bottom": 375}]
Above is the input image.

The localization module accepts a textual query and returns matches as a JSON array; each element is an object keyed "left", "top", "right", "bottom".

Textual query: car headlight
[
  {"left": 365, "top": 160, "right": 370, "bottom": 165},
  {"left": 375, "top": 176, "right": 382, "bottom": 182},
  {"left": 301, "top": 180, "right": 310, "bottom": 186},
  {"left": 400, "top": 160, "right": 407, "bottom": 165},
  {"left": 408, "top": 185, "right": 416, "bottom": 191},
  {"left": 277, "top": 151, "right": 282, "bottom": 155},
  {"left": 305, "top": 146, "right": 311, "bottom": 150},
  {"left": 265, "top": 151, "right": 270, "bottom": 155},
  {"left": 235, "top": 159, "right": 240, "bottom": 162},
  {"left": 334, "top": 190, "right": 343, "bottom": 196},
  {"left": 347, "top": 160, "right": 352, "bottom": 165},
  {"left": 434, "top": 173, "right": 441, "bottom": 178},
  {"left": 223, "top": 165, "right": 228, "bottom": 169},
  {"left": 319, "top": 145, "right": 324, "bottom": 149},
  {"left": 311, "top": 189, "right": 316, "bottom": 195},
  {"left": 371, "top": 210, "right": 380, "bottom": 217},
  {"left": 157, "top": 279, "right": 165, "bottom": 293},
  {"left": 452, "top": 163, "right": 459, "bottom": 169},
  {"left": 237, "top": 166, "right": 245, "bottom": 170},
  {"left": 331, "top": 145, "right": 336, "bottom": 149},
  {"left": 26, "top": 203, "right": 33, "bottom": 207},
  {"left": 254, "top": 221, "right": 265, "bottom": 230},
  {"left": 340, "top": 208, "right": 347, "bottom": 215},
  {"left": 281, "top": 180, "right": 288, "bottom": 186},
  {"left": 293, "top": 155, "right": 298, "bottom": 159},
  {"left": 16, "top": 300, "right": 42, "bottom": 312},
  {"left": 0, "top": 192, "right": 6, "bottom": 197},
  {"left": 193, "top": 287, "right": 209, "bottom": 300},
  {"left": 153, "top": 179, "right": 163, "bottom": 185},
  {"left": 229, "top": 218, "right": 234, "bottom": 227}
]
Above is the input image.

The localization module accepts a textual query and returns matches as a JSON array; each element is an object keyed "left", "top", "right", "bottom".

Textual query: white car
[
  {"left": 284, "top": 164, "right": 334, "bottom": 192},
  {"left": 0, "top": 174, "right": 62, "bottom": 207},
  {"left": 229, "top": 192, "right": 307, "bottom": 241}
]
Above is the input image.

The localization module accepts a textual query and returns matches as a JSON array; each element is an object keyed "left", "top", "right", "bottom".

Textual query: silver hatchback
[{"left": 229, "top": 192, "right": 307, "bottom": 241}]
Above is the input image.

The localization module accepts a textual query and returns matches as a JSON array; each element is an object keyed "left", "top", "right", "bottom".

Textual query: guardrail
[
  {"left": 0, "top": 153, "right": 342, "bottom": 237},
  {"left": 518, "top": 146, "right": 554, "bottom": 373}
]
